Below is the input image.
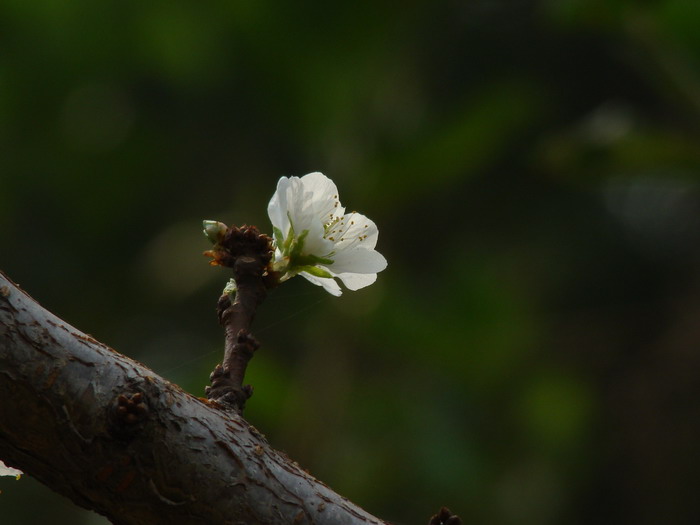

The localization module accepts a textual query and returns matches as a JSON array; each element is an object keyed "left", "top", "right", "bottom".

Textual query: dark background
[{"left": 2, "top": 1, "right": 700, "bottom": 524}]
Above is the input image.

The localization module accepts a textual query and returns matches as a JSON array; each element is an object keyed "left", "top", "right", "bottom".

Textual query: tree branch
[{"left": 0, "top": 270, "right": 387, "bottom": 525}]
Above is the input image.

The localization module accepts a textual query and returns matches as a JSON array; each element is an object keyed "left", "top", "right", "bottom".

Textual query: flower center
[{"left": 323, "top": 212, "right": 370, "bottom": 248}]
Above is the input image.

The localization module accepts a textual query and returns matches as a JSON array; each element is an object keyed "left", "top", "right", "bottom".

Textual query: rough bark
[{"left": 0, "top": 270, "right": 387, "bottom": 525}]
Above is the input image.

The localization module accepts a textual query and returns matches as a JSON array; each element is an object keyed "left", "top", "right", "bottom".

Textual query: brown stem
[
  {"left": 205, "top": 226, "right": 273, "bottom": 413},
  {"left": 222, "top": 256, "right": 266, "bottom": 378}
]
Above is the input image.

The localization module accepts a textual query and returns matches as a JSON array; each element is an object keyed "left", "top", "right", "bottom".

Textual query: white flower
[
  {"left": 0, "top": 460, "right": 22, "bottom": 479},
  {"left": 268, "top": 172, "right": 387, "bottom": 296}
]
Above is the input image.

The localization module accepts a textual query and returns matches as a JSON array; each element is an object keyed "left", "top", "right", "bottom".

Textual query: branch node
[
  {"left": 428, "top": 507, "right": 462, "bottom": 525},
  {"left": 110, "top": 390, "right": 149, "bottom": 438},
  {"left": 206, "top": 329, "right": 261, "bottom": 413},
  {"left": 216, "top": 294, "right": 232, "bottom": 323}
]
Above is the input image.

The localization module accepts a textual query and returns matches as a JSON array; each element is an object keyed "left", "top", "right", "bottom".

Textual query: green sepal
[
  {"left": 291, "top": 253, "right": 334, "bottom": 267},
  {"left": 272, "top": 226, "right": 285, "bottom": 250},
  {"left": 296, "top": 265, "right": 334, "bottom": 279},
  {"left": 282, "top": 229, "right": 295, "bottom": 255},
  {"left": 281, "top": 213, "right": 297, "bottom": 256},
  {"left": 289, "top": 229, "right": 309, "bottom": 260}
]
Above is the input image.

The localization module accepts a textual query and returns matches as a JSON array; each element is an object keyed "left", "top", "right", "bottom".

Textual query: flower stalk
[{"left": 203, "top": 224, "right": 274, "bottom": 413}]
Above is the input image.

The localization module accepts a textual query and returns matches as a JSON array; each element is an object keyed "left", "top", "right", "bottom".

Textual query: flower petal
[
  {"left": 0, "top": 460, "right": 22, "bottom": 478},
  {"left": 285, "top": 177, "right": 311, "bottom": 231},
  {"left": 330, "top": 247, "right": 387, "bottom": 275},
  {"left": 300, "top": 271, "right": 343, "bottom": 296},
  {"left": 267, "top": 176, "right": 292, "bottom": 234},
  {"left": 300, "top": 222, "right": 334, "bottom": 256},
  {"left": 301, "top": 172, "right": 345, "bottom": 221},
  {"left": 335, "top": 271, "right": 378, "bottom": 291},
  {"left": 287, "top": 176, "right": 335, "bottom": 236}
]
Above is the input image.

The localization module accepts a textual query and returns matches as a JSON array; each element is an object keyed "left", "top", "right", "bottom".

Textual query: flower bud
[
  {"left": 202, "top": 220, "right": 228, "bottom": 244},
  {"left": 223, "top": 278, "right": 237, "bottom": 297}
]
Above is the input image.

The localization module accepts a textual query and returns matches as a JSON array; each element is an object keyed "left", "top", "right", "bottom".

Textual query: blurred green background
[{"left": 2, "top": 1, "right": 700, "bottom": 524}]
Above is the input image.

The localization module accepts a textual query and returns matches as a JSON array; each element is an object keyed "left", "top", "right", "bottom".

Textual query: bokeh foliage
[{"left": 2, "top": 1, "right": 700, "bottom": 524}]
